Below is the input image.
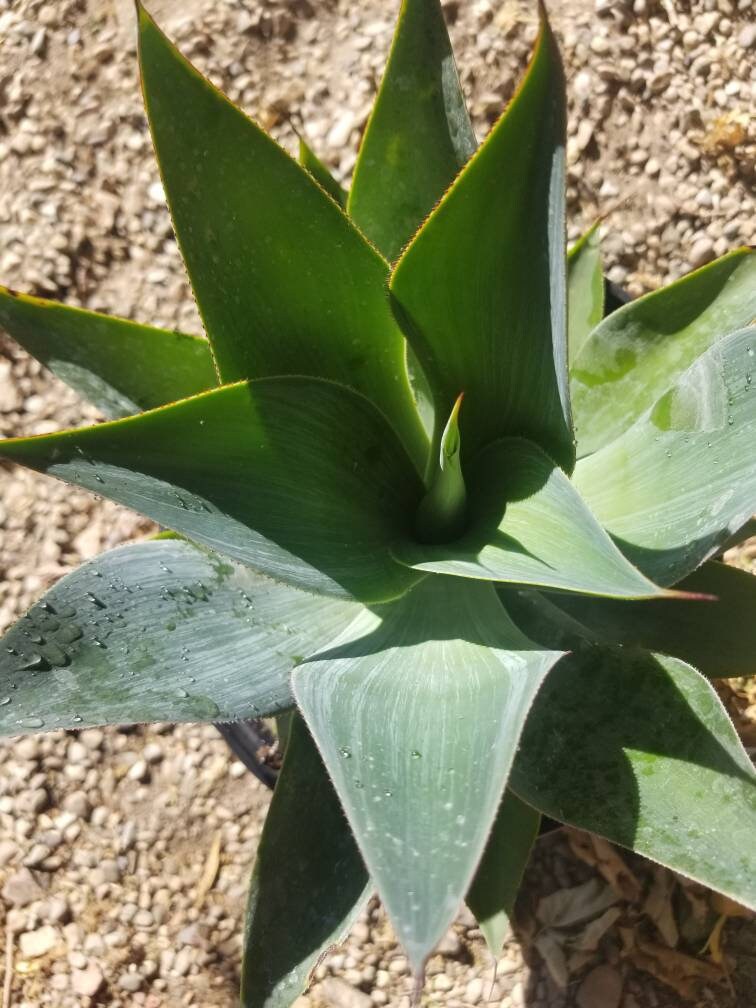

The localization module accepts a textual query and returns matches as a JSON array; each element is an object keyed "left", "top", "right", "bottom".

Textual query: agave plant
[{"left": 1, "top": 0, "right": 755, "bottom": 1004}]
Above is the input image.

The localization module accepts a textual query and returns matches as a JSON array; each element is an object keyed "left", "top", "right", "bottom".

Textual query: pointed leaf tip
[
  {"left": 389, "top": 9, "right": 572, "bottom": 470},
  {"left": 414, "top": 394, "right": 467, "bottom": 543},
  {"left": 137, "top": 8, "right": 427, "bottom": 471},
  {"left": 662, "top": 589, "right": 718, "bottom": 602}
]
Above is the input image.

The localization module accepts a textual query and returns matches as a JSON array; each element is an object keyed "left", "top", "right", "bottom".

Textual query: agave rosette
[{"left": 1, "top": 1, "right": 755, "bottom": 1004}]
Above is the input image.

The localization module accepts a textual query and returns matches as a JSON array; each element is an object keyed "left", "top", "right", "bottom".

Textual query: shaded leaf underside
[
  {"left": 548, "top": 561, "right": 756, "bottom": 678},
  {"left": 466, "top": 789, "right": 540, "bottom": 955}
]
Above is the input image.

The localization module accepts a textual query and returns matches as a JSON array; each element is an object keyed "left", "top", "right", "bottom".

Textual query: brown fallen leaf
[
  {"left": 571, "top": 907, "right": 622, "bottom": 953},
  {"left": 537, "top": 877, "right": 618, "bottom": 930},
  {"left": 566, "top": 829, "right": 642, "bottom": 902},
  {"left": 643, "top": 865, "right": 679, "bottom": 948},
  {"left": 534, "top": 929, "right": 569, "bottom": 989},
  {"left": 576, "top": 964, "right": 623, "bottom": 1008},
  {"left": 703, "top": 914, "right": 728, "bottom": 966},
  {"left": 710, "top": 893, "right": 752, "bottom": 920},
  {"left": 677, "top": 878, "right": 714, "bottom": 947},
  {"left": 194, "top": 830, "right": 223, "bottom": 908},
  {"left": 628, "top": 939, "right": 725, "bottom": 1000}
]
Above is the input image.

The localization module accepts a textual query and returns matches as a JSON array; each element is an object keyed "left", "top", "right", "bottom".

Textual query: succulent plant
[{"left": 1, "top": 1, "right": 755, "bottom": 1004}]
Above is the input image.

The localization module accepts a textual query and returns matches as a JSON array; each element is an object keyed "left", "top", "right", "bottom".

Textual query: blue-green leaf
[
  {"left": 567, "top": 223, "right": 604, "bottom": 364},
  {"left": 293, "top": 576, "right": 562, "bottom": 972},
  {"left": 512, "top": 647, "right": 756, "bottom": 910},
  {"left": 574, "top": 327, "right": 756, "bottom": 584},
  {"left": 572, "top": 248, "right": 756, "bottom": 455},
  {"left": 0, "top": 539, "right": 360, "bottom": 736},
  {"left": 394, "top": 438, "right": 666, "bottom": 599}
]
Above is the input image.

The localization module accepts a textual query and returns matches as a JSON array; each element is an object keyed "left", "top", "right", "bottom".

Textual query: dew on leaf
[
  {"left": 19, "top": 654, "right": 51, "bottom": 672},
  {"left": 410, "top": 750, "right": 422, "bottom": 760},
  {"left": 339, "top": 746, "right": 352, "bottom": 759},
  {"left": 17, "top": 716, "right": 44, "bottom": 729}
]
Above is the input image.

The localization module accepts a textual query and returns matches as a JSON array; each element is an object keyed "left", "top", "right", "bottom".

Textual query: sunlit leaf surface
[
  {"left": 294, "top": 576, "right": 562, "bottom": 971},
  {"left": 0, "top": 539, "right": 360, "bottom": 735}
]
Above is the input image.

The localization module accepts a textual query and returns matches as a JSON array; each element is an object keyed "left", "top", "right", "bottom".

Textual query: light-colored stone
[
  {"left": 71, "top": 962, "right": 105, "bottom": 997},
  {"left": 319, "top": 977, "right": 373, "bottom": 1008},
  {"left": 2, "top": 868, "right": 45, "bottom": 907},
  {"left": 19, "top": 925, "right": 59, "bottom": 959}
]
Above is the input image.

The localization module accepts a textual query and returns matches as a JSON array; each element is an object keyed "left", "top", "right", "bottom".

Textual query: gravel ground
[{"left": 1, "top": 0, "right": 755, "bottom": 1006}]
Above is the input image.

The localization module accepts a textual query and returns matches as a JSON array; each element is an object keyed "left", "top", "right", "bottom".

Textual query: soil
[{"left": 1, "top": 1, "right": 755, "bottom": 1007}]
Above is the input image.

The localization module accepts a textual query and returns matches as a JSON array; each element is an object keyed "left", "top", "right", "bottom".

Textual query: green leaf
[
  {"left": 414, "top": 394, "right": 466, "bottom": 543},
  {"left": 542, "top": 561, "right": 756, "bottom": 678},
  {"left": 389, "top": 10, "right": 573, "bottom": 472},
  {"left": 137, "top": 5, "right": 427, "bottom": 473},
  {"left": 574, "top": 327, "right": 756, "bottom": 585},
  {"left": 567, "top": 223, "right": 604, "bottom": 364},
  {"left": 0, "top": 539, "right": 360, "bottom": 736},
  {"left": 511, "top": 647, "right": 756, "bottom": 910},
  {"left": 393, "top": 438, "right": 665, "bottom": 599},
  {"left": 298, "top": 137, "right": 347, "bottom": 207},
  {"left": 348, "top": 0, "right": 476, "bottom": 262},
  {"left": 466, "top": 790, "right": 540, "bottom": 955},
  {"left": 572, "top": 248, "right": 756, "bottom": 456},
  {"left": 293, "top": 576, "right": 562, "bottom": 972},
  {"left": 0, "top": 286, "right": 216, "bottom": 419},
  {"left": 495, "top": 586, "right": 598, "bottom": 652},
  {"left": 0, "top": 377, "right": 424, "bottom": 603},
  {"left": 407, "top": 346, "right": 436, "bottom": 442},
  {"left": 241, "top": 714, "right": 371, "bottom": 1008}
]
